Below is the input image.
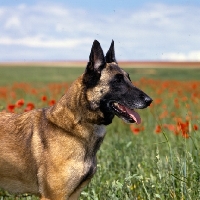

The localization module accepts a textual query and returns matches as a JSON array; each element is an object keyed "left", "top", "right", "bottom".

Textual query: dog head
[{"left": 83, "top": 40, "right": 152, "bottom": 125}]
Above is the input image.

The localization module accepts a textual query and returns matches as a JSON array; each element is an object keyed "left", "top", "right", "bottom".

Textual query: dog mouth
[{"left": 110, "top": 102, "right": 141, "bottom": 124}]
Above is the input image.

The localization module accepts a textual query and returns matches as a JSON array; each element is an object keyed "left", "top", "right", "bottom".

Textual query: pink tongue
[
  {"left": 120, "top": 105, "right": 141, "bottom": 124},
  {"left": 126, "top": 107, "right": 141, "bottom": 124}
]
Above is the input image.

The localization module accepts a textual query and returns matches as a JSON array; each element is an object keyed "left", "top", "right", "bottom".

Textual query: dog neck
[{"left": 45, "top": 76, "right": 107, "bottom": 132}]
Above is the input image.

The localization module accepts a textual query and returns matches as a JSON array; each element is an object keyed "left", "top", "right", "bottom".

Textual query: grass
[
  {"left": 0, "top": 67, "right": 84, "bottom": 86},
  {"left": 0, "top": 66, "right": 200, "bottom": 199},
  {"left": 1, "top": 67, "right": 200, "bottom": 86}
]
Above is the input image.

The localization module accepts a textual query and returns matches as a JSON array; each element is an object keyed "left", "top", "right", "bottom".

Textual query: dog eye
[{"left": 114, "top": 74, "right": 124, "bottom": 83}]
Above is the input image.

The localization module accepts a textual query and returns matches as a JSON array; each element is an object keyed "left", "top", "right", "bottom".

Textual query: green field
[
  {"left": 1, "top": 67, "right": 200, "bottom": 86},
  {"left": 0, "top": 66, "right": 200, "bottom": 199}
]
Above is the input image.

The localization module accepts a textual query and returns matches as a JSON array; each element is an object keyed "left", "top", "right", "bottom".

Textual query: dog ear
[
  {"left": 105, "top": 40, "right": 117, "bottom": 63},
  {"left": 89, "top": 40, "right": 106, "bottom": 71},
  {"left": 83, "top": 40, "right": 106, "bottom": 88}
]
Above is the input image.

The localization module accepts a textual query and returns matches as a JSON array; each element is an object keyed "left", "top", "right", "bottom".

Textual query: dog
[{"left": 0, "top": 40, "right": 152, "bottom": 200}]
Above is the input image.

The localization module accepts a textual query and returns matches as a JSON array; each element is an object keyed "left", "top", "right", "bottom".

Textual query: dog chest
[
  {"left": 80, "top": 125, "right": 106, "bottom": 181},
  {"left": 89, "top": 124, "right": 106, "bottom": 151},
  {"left": 93, "top": 124, "right": 106, "bottom": 137},
  {"left": 81, "top": 159, "right": 97, "bottom": 184}
]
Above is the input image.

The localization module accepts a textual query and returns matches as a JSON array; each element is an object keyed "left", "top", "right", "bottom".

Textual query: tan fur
[{"left": 0, "top": 75, "right": 106, "bottom": 200}]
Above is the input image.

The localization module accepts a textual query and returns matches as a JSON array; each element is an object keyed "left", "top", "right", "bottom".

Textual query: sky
[{"left": 0, "top": 0, "right": 200, "bottom": 62}]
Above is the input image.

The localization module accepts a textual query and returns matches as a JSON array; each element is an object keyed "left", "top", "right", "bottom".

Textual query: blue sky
[{"left": 0, "top": 0, "right": 200, "bottom": 61}]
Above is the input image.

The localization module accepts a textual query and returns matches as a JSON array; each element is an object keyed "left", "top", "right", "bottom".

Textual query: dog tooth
[{"left": 113, "top": 102, "right": 118, "bottom": 107}]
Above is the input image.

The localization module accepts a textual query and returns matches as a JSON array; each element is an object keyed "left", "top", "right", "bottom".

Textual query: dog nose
[{"left": 144, "top": 96, "right": 153, "bottom": 106}]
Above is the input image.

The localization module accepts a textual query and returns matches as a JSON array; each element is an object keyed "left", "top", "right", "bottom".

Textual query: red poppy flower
[
  {"left": 130, "top": 124, "right": 144, "bottom": 135},
  {"left": 7, "top": 104, "right": 15, "bottom": 113},
  {"left": 41, "top": 95, "right": 47, "bottom": 101},
  {"left": 49, "top": 100, "right": 56, "bottom": 106},
  {"left": 24, "top": 102, "right": 35, "bottom": 112},
  {"left": 193, "top": 124, "right": 198, "bottom": 131},
  {"left": 177, "top": 120, "right": 190, "bottom": 139},
  {"left": 15, "top": 99, "right": 24, "bottom": 108},
  {"left": 155, "top": 125, "right": 162, "bottom": 134}
]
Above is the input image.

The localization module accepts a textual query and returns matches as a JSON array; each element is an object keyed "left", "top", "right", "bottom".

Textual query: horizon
[{"left": 1, "top": 60, "right": 200, "bottom": 69}]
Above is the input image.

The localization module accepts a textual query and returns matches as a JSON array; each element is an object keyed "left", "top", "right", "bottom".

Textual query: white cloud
[
  {"left": 5, "top": 16, "right": 21, "bottom": 29},
  {"left": 0, "top": 2, "right": 200, "bottom": 61},
  {"left": 161, "top": 51, "right": 200, "bottom": 61},
  {"left": 0, "top": 36, "right": 92, "bottom": 48}
]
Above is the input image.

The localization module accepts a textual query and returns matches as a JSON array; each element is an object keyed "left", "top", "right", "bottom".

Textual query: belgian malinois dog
[{"left": 0, "top": 40, "right": 152, "bottom": 200}]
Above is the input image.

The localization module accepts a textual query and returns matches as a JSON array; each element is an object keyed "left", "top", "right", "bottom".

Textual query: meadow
[{"left": 0, "top": 66, "right": 200, "bottom": 199}]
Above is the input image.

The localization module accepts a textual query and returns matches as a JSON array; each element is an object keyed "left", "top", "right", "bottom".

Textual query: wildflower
[
  {"left": 7, "top": 104, "right": 15, "bottom": 112},
  {"left": 174, "top": 98, "right": 179, "bottom": 108},
  {"left": 49, "top": 100, "right": 56, "bottom": 106},
  {"left": 177, "top": 120, "right": 190, "bottom": 139},
  {"left": 159, "top": 110, "right": 168, "bottom": 119},
  {"left": 155, "top": 125, "right": 162, "bottom": 134},
  {"left": 182, "top": 132, "right": 190, "bottom": 139},
  {"left": 31, "top": 89, "right": 37, "bottom": 94},
  {"left": 192, "top": 83, "right": 197, "bottom": 90},
  {"left": 170, "top": 112, "right": 176, "bottom": 117},
  {"left": 154, "top": 98, "right": 162, "bottom": 105},
  {"left": 163, "top": 124, "right": 179, "bottom": 135},
  {"left": 15, "top": 99, "right": 24, "bottom": 108},
  {"left": 182, "top": 96, "right": 188, "bottom": 102},
  {"left": 25, "top": 102, "right": 35, "bottom": 112},
  {"left": 41, "top": 95, "right": 47, "bottom": 101},
  {"left": 130, "top": 124, "right": 144, "bottom": 135},
  {"left": 164, "top": 124, "right": 176, "bottom": 132},
  {"left": 193, "top": 124, "right": 198, "bottom": 131}
]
